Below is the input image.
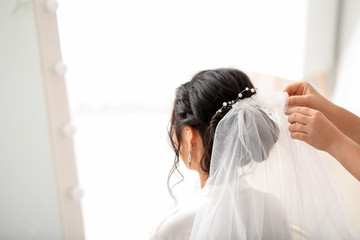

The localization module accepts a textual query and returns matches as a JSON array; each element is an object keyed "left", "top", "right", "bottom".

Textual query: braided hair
[{"left": 168, "top": 68, "right": 256, "bottom": 199}]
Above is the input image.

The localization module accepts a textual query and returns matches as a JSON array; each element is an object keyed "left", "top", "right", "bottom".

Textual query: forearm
[
  {"left": 322, "top": 103, "right": 360, "bottom": 145},
  {"left": 328, "top": 134, "right": 360, "bottom": 181}
]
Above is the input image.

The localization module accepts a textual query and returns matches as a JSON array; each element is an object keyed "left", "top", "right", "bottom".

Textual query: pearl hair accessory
[{"left": 216, "top": 87, "right": 256, "bottom": 114}]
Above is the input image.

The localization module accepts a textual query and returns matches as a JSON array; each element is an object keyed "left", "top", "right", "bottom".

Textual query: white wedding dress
[
  {"left": 150, "top": 185, "right": 290, "bottom": 240},
  {"left": 150, "top": 91, "right": 359, "bottom": 240}
]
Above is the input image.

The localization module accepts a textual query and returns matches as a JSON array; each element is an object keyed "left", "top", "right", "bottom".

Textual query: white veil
[{"left": 189, "top": 91, "right": 359, "bottom": 239}]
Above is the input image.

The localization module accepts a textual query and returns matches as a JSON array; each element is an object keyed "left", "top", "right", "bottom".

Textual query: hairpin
[{"left": 216, "top": 87, "right": 255, "bottom": 113}]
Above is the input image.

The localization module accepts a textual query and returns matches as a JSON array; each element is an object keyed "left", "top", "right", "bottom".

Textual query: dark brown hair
[{"left": 167, "top": 68, "right": 256, "bottom": 199}]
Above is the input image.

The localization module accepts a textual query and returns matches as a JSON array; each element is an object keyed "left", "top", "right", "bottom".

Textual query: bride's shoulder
[
  {"left": 241, "top": 187, "right": 286, "bottom": 214},
  {"left": 149, "top": 206, "right": 196, "bottom": 240}
]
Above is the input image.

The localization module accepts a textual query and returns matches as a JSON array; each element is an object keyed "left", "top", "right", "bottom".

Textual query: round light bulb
[
  {"left": 62, "top": 122, "right": 76, "bottom": 137},
  {"left": 69, "top": 186, "right": 84, "bottom": 200},
  {"left": 46, "top": 0, "right": 59, "bottom": 12},
  {"left": 54, "top": 61, "right": 67, "bottom": 76}
]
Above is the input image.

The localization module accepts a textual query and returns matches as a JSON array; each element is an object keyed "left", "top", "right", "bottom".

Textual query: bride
[{"left": 150, "top": 68, "right": 359, "bottom": 239}]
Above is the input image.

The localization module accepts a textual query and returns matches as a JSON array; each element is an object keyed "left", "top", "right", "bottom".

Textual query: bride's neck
[{"left": 199, "top": 172, "right": 209, "bottom": 188}]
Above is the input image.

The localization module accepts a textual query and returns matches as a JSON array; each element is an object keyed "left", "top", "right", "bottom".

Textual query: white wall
[
  {"left": 328, "top": 0, "right": 360, "bottom": 228},
  {"left": 334, "top": 0, "right": 360, "bottom": 116},
  {"left": 0, "top": 1, "right": 62, "bottom": 239},
  {"left": 303, "top": 0, "right": 338, "bottom": 79}
]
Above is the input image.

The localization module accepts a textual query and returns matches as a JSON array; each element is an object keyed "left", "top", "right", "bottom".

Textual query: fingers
[
  {"left": 290, "top": 132, "right": 309, "bottom": 142},
  {"left": 287, "top": 95, "right": 310, "bottom": 107},
  {"left": 286, "top": 106, "right": 314, "bottom": 116},
  {"left": 287, "top": 112, "right": 311, "bottom": 125},
  {"left": 283, "top": 81, "right": 307, "bottom": 96},
  {"left": 289, "top": 122, "right": 308, "bottom": 133}
]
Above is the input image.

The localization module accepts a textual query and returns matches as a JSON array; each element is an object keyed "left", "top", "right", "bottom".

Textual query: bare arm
[
  {"left": 328, "top": 133, "right": 360, "bottom": 181},
  {"left": 287, "top": 106, "right": 360, "bottom": 181},
  {"left": 284, "top": 81, "right": 360, "bottom": 145},
  {"left": 325, "top": 104, "right": 360, "bottom": 145}
]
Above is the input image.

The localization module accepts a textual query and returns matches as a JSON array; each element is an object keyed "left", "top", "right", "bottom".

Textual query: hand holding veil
[{"left": 190, "top": 91, "right": 359, "bottom": 239}]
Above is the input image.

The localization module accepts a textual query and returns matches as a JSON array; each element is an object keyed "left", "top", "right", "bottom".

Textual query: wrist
[
  {"left": 327, "top": 132, "right": 360, "bottom": 181},
  {"left": 320, "top": 99, "right": 339, "bottom": 125},
  {"left": 327, "top": 131, "right": 350, "bottom": 160}
]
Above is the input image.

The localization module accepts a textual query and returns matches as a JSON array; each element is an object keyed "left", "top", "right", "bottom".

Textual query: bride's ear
[
  {"left": 184, "top": 126, "right": 195, "bottom": 149},
  {"left": 181, "top": 126, "right": 202, "bottom": 154}
]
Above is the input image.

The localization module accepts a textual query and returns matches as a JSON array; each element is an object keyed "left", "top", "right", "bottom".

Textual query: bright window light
[{"left": 57, "top": 1, "right": 309, "bottom": 238}]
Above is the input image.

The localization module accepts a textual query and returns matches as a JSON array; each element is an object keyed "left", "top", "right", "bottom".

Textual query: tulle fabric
[{"left": 190, "top": 91, "right": 359, "bottom": 240}]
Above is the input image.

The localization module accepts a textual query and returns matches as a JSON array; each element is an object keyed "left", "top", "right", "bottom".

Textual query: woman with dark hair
[
  {"left": 168, "top": 68, "right": 257, "bottom": 190},
  {"left": 150, "top": 68, "right": 358, "bottom": 240}
]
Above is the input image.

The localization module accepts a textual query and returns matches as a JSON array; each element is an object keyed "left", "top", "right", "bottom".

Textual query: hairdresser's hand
[
  {"left": 286, "top": 106, "right": 344, "bottom": 152},
  {"left": 287, "top": 106, "right": 360, "bottom": 181},
  {"left": 283, "top": 81, "right": 334, "bottom": 119}
]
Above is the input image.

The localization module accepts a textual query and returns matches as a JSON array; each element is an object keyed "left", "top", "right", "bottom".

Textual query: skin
[
  {"left": 284, "top": 81, "right": 360, "bottom": 145},
  {"left": 175, "top": 126, "right": 209, "bottom": 188},
  {"left": 284, "top": 81, "right": 360, "bottom": 181}
]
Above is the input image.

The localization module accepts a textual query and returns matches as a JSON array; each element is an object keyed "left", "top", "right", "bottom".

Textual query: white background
[{"left": 56, "top": 0, "right": 360, "bottom": 239}]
